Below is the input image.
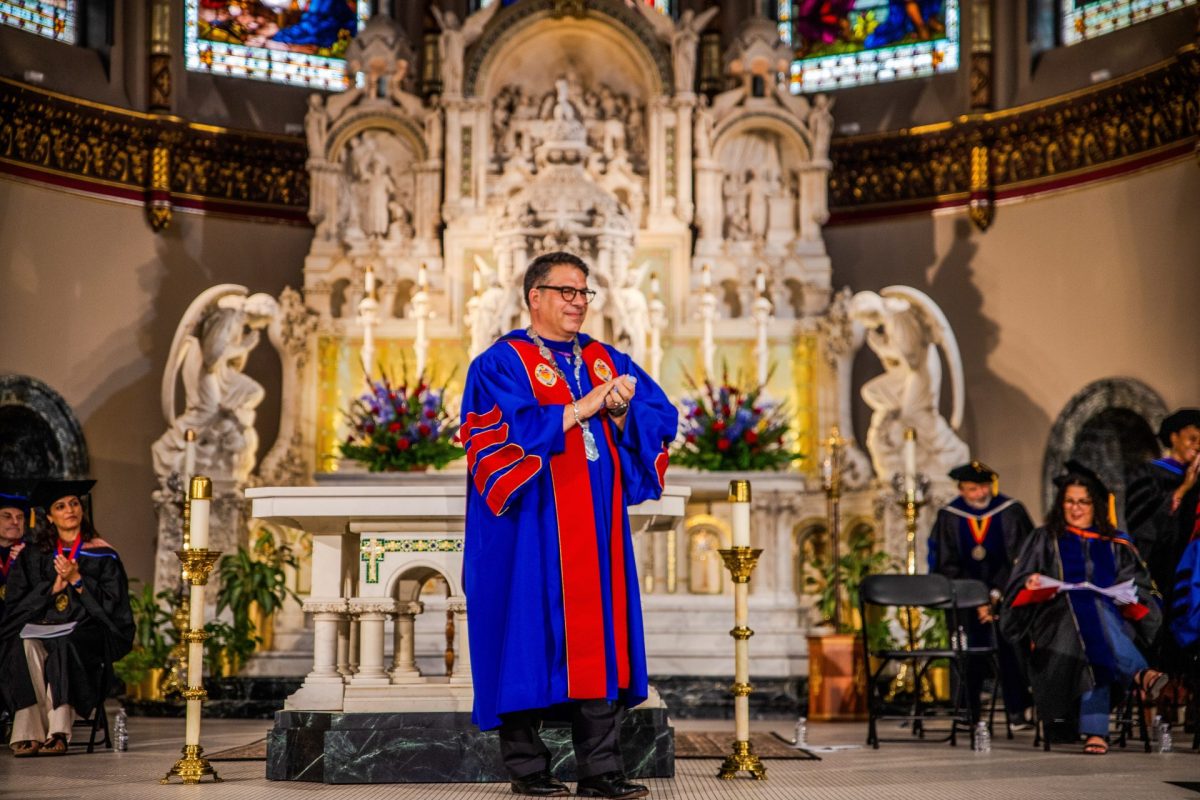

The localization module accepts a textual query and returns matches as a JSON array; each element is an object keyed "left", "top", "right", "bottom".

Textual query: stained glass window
[
  {"left": 1062, "top": 0, "right": 1197, "bottom": 46},
  {"left": 185, "top": 1, "right": 372, "bottom": 91},
  {"left": 789, "top": 0, "right": 960, "bottom": 93},
  {"left": 778, "top": 0, "right": 793, "bottom": 45},
  {"left": 0, "top": 0, "right": 76, "bottom": 43}
]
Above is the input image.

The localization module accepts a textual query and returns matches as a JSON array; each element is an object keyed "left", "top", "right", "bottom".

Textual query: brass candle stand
[
  {"left": 885, "top": 449, "right": 934, "bottom": 704},
  {"left": 162, "top": 476, "right": 223, "bottom": 785},
  {"left": 717, "top": 480, "right": 766, "bottom": 781}
]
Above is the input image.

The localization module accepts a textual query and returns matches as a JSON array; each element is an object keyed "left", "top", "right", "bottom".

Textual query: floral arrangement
[
  {"left": 339, "top": 372, "right": 463, "bottom": 472},
  {"left": 673, "top": 369, "right": 798, "bottom": 472}
]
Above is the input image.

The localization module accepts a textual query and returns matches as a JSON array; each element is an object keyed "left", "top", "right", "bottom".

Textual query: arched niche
[
  {"left": 684, "top": 513, "right": 729, "bottom": 595},
  {"left": 1042, "top": 377, "right": 1167, "bottom": 519},
  {"left": 384, "top": 559, "right": 463, "bottom": 603},
  {"left": 792, "top": 516, "right": 829, "bottom": 597},
  {"left": 466, "top": 0, "right": 671, "bottom": 100},
  {"left": 0, "top": 374, "right": 88, "bottom": 479}
]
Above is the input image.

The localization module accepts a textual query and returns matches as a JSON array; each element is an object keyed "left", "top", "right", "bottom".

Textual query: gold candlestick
[
  {"left": 717, "top": 480, "right": 767, "bottom": 780},
  {"left": 162, "top": 476, "right": 223, "bottom": 785}
]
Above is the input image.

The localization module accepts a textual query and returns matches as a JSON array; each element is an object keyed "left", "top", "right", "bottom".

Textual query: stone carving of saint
[
  {"left": 352, "top": 138, "right": 394, "bottom": 239},
  {"left": 745, "top": 168, "right": 775, "bottom": 239},
  {"left": 808, "top": 94, "right": 835, "bottom": 162},
  {"left": 671, "top": 8, "right": 718, "bottom": 94},
  {"left": 694, "top": 98, "right": 714, "bottom": 160},
  {"left": 305, "top": 94, "right": 327, "bottom": 159},
  {"left": 723, "top": 171, "right": 750, "bottom": 240}
]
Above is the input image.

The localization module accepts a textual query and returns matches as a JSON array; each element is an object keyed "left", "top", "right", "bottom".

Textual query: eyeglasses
[
  {"left": 536, "top": 285, "right": 597, "bottom": 304},
  {"left": 1063, "top": 498, "right": 1094, "bottom": 507}
]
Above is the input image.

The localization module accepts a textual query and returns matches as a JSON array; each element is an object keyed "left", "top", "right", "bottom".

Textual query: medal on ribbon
[
  {"left": 968, "top": 516, "right": 991, "bottom": 561},
  {"left": 0, "top": 584, "right": 6, "bottom": 601},
  {"left": 55, "top": 593, "right": 69, "bottom": 612},
  {"left": 534, "top": 363, "right": 558, "bottom": 387},
  {"left": 593, "top": 358, "right": 613, "bottom": 382}
]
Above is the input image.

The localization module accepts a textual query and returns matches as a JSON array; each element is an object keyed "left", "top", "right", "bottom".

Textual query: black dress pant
[{"left": 498, "top": 700, "right": 624, "bottom": 780}]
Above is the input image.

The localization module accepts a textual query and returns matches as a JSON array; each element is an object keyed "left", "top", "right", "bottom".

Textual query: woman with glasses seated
[
  {"left": 0, "top": 480, "right": 134, "bottom": 757},
  {"left": 1001, "top": 460, "right": 1164, "bottom": 755}
]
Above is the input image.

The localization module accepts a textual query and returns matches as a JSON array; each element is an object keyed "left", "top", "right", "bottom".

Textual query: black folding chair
[
  {"left": 944, "top": 579, "right": 1011, "bottom": 741},
  {"left": 860, "top": 574, "right": 970, "bottom": 748},
  {"left": 70, "top": 660, "right": 113, "bottom": 753}
]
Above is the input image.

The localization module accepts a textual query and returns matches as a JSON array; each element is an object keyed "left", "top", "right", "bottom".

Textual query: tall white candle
[
  {"left": 701, "top": 263, "right": 712, "bottom": 289},
  {"left": 364, "top": 266, "right": 375, "bottom": 296},
  {"left": 183, "top": 430, "right": 196, "bottom": 486},
  {"left": 903, "top": 429, "right": 917, "bottom": 497},
  {"left": 755, "top": 270, "right": 766, "bottom": 294},
  {"left": 190, "top": 495, "right": 210, "bottom": 550},
  {"left": 650, "top": 273, "right": 660, "bottom": 298}
]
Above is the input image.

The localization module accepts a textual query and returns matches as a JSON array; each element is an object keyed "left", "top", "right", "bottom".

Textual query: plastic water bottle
[
  {"left": 1158, "top": 721, "right": 1172, "bottom": 753},
  {"left": 974, "top": 720, "right": 991, "bottom": 753},
  {"left": 1151, "top": 714, "right": 1163, "bottom": 743},
  {"left": 114, "top": 706, "right": 128, "bottom": 752},
  {"left": 793, "top": 716, "right": 807, "bottom": 748}
]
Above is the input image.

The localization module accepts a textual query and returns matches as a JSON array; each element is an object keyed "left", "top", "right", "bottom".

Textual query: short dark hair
[{"left": 523, "top": 251, "right": 590, "bottom": 308}]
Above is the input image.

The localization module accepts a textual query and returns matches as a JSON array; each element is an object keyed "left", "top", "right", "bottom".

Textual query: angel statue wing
[
  {"left": 634, "top": 3, "right": 675, "bottom": 41},
  {"left": 162, "top": 284, "right": 249, "bottom": 426},
  {"left": 460, "top": 0, "right": 500, "bottom": 44},
  {"left": 880, "top": 285, "right": 964, "bottom": 430}
]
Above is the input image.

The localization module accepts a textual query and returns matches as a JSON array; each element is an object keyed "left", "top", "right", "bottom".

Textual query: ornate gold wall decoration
[
  {"left": 829, "top": 44, "right": 1199, "bottom": 224},
  {"left": 0, "top": 46, "right": 1194, "bottom": 230},
  {"left": 0, "top": 78, "right": 309, "bottom": 231}
]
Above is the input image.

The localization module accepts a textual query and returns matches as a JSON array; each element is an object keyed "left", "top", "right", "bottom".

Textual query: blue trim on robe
[
  {"left": 1060, "top": 530, "right": 1122, "bottom": 686},
  {"left": 460, "top": 330, "right": 678, "bottom": 730},
  {"left": 1151, "top": 457, "right": 1185, "bottom": 477}
]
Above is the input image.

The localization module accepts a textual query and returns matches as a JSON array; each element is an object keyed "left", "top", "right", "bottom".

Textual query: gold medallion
[
  {"left": 0, "top": 585, "right": 6, "bottom": 601},
  {"left": 971, "top": 545, "right": 987, "bottom": 561},
  {"left": 593, "top": 358, "right": 613, "bottom": 382},
  {"left": 55, "top": 593, "right": 69, "bottom": 612},
  {"left": 534, "top": 363, "right": 558, "bottom": 387}
]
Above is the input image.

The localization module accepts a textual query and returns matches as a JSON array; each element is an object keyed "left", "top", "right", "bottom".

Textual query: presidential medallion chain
[{"left": 526, "top": 327, "right": 600, "bottom": 462}]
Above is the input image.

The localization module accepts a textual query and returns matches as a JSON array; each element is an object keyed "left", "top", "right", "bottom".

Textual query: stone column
[
  {"left": 652, "top": 529, "right": 670, "bottom": 594},
  {"left": 674, "top": 521, "right": 689, "bottom": 593},
  {"left": 287, "top": 599, "right": 347, "bottom": 710},
  {"left": 447, "top": 597, "right": 472, "bottom": 686},
  {"left": 674, "top": 94, "right": 695, "bottom": 223},
  {"left": 337, "top": 617, "right": 353, "bottom": 679},
  {"left": 349, "top": 598, "right": 398, "bottom": 686},
  {"left": 389, "top": 601, "right": 424, "bottom": 684},
  {"left": 442, "top": 100, "right": 464, "bottom": 220}
]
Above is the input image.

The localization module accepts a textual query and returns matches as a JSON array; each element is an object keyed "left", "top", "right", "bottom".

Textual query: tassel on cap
[{"left": 1108, "top": 493, "right": 1118, "bottom": 528}]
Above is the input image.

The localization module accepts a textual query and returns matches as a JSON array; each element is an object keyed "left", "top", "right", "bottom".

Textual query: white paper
[
  {"left": 20, "top": 622, "right": 77, "bottom": 639},
  {"left": 1034, "top": 575, "right": 1138, "bottom": 605}
]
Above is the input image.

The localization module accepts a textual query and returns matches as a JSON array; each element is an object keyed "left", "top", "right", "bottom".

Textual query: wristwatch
[{"left": 71, "top": 578, "right": 83, "bottom": 589}]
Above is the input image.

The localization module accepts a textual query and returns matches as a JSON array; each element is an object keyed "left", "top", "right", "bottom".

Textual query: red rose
[
  {"left": 712, "top": 420, "right": 726, "bottom": 432},
  {"left": 397, "top": 438, "right": 411, "bottom": 450},
  {"left": 388, "top": 422, "right": 402, "bottom": 433},
  {"left": 418, "top": 423, "right": 431, "bottom": 436},
  {"left": 717, "top": 438, "right": 731, "bottom": 451},
  {"left": 746, "top": 430, "right": 759, "bottom": 444},
  {"left": 685, "top": 433, "right": 697, "bottom": 443},
  {"left": 721, "top": 405, "right": 731, "bottom": 417},
  {"left": 365, "top": 424, "right": 375, "bottom": 434},
  {"left": 424, "top": 409, "right": 437, "bottom": 419}
]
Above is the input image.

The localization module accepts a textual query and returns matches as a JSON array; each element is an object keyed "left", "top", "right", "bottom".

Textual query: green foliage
[
  {"left": 805, "top": 526, "right": 896, "bottom": 634},
  {"left": 114, "top": 581, "right": 176, "bottom": 686},
  {"left": 202, "top": 619, "right": 259, "bottom": 676},
  {"left": 673, "top": 365, "right": 800, "bottom": 472},
  {"left": 216, "top": 536, "right": 298, "bottom": 621}
]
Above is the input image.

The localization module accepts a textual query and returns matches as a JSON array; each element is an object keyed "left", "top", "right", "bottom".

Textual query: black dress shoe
[
  {"left": 576, "top": 771, "right": 649, "bottom": 799},
  {"left": 510, "top": 770, "right": 571, "bottom": 797}
]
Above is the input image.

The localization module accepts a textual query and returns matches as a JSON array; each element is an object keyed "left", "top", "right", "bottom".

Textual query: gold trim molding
[
  {"left": 0, "top": 46, "right": 1196, "bottom": 230},
  {"left": 829, "top": 45, "right": 1199, "bottom": 227}
]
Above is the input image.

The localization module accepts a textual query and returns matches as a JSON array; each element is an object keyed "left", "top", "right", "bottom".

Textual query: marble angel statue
[
  {"left": 430, "top": 3, "right": 498, "bottom": 97},
  {"left": 638, "top": 6, "right": 719, "bottom": 94},
  {"left": 848, "top": 286, "right": 968, "bottom": 481},
  {"left": 152, "top": 286, "right": 280, "bottom": 487}
]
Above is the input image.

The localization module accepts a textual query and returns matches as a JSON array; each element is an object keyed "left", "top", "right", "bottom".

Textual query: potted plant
[
  {"left": 673, "top": 367, "right": 799, "bottom": 472},
  {"left": 339, "top": 370, "right": 463, "bottom": 472},
  {"left": 804, "top": 527, "right": 895, "bottom": 721},
  {"left": 114, "top": 582, "right": 176, "bottom": 701},
  {"left": 202, "top": 619, "right": 260, "bottom": 678},
  {"left": 215, "top": 531, "right": 299, "bottom": 658}
]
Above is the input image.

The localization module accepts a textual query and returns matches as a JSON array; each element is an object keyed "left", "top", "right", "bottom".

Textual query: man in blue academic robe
[{"left": 458, "top": 251, "right": 677, "bottom": 799}]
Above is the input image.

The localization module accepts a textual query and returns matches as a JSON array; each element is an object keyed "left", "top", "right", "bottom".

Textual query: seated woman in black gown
[
  {"left": 1001, "top": 461, "right": 1165, "bottom": 755},
  {"left": 1, "top": 480, "right": 134, "bottom": 757}
]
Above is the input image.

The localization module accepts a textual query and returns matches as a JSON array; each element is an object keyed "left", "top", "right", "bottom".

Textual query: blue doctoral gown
[{"left": 458, "top": 330, "right": 678, "bottom": 731}]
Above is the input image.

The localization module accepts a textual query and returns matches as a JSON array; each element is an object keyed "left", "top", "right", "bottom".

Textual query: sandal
[
  {"left": 11, "top": 740, "right": 40, "bottom": 758},
  {"left": 1135, "top": 669, "right": 1169, "bottom": 703},
  {"left": 1082, "top": 735, "right": 1108, "bottom": 755},
  {"left": 39, "top": 733, "right": 67, "bottom": 756}
]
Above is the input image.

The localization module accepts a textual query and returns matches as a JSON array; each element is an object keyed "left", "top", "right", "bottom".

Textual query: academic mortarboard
[
  {"left": 0, "top": 479, "right": 34, "bottom": 513},
  {"left": 1158, "top": 408, "right": 1200, "bottom": 447},
  {"left": 30, "top": 479, "right": 96, "bottom": 511},
  {"left": 948, "top": 461, "right": 997, "bottom": 484}
]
